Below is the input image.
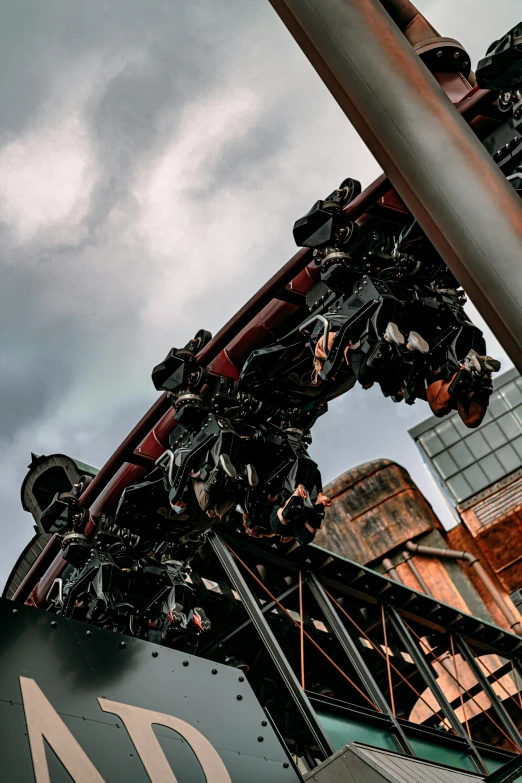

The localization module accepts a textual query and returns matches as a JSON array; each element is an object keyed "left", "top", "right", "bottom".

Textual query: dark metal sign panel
[{"left": 0, "top": 599, "right": 300, "bottom": 782}]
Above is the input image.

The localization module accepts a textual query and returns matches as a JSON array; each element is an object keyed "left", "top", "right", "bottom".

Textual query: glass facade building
[{"left": 410, "top": 368, "right": 522, "bottom": 507}]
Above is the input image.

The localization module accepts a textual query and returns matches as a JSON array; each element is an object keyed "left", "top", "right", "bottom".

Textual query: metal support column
[
  {"left": 513, "top": 660, "right": 522, "bottom": 702},
  {"left": 307, "top": 573, "right": 413, "bottom": 756},
  {"left": 267, "top": 0, "right": 522, "bottom": 371},
  {"left": 387, "top": 607, "right": 488, "bottom": 774},
  {"left": 456, "top": 636, "right": 522, "bottom": 751},
  {"left": 209, "top": 534, "right": 334, "bottom": 760}
]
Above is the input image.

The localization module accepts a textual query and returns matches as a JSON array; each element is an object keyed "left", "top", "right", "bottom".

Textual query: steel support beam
[
  {"left": 307, "top": 573, "right": 413, "bottom": 756},
  {"left": 513, "top": 660, "right": 522, "bottom": 698},
  {"left": 199, "top": 582, "right": 300, "bottom": 656},
  {"left": 267, "top": 0, "right": 522, "bottom": 371},
  {"left": 387, "top": 607, "right": 488, "bottom": 774},
  {"left": 486, "top": 754, "right": 522, "bottom": 783},
  {"left": 209, "top": 533, "right": 334, "bottom": 760},
  {"left": 456, "top": 636, "right": 522, "bottom": 751}
]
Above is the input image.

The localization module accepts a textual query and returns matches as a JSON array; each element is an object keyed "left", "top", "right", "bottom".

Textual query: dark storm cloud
[
  {"left": 0, "top": 261, "right": 79, "bottom": 438},
  {"left": 0, "top": 0, "right": 328, "bottom": 579},
  {"left": 0, "top": 0, "right": 251, "bottom": 133}
]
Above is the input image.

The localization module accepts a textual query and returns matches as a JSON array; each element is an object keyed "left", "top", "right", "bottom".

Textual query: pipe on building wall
[
  {"left": 382, "top": 558, "right": 402, "bottom": 583},
  {"left": 405, "top": 541, "right": 522, "bottom": 636},
  {"left": 402, "top": 550, "right": 430, "bottom": 595}
]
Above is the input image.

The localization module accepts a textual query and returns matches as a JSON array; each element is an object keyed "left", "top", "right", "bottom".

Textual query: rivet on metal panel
[
  {"left": 237, "top": 695, "right": 243, "bottom": 701},
  {"left": 119, "top": 641, "right": 126, "bottom": 648},
  {"left": 50, "top": 621, "right": 57, "bottom": 628},
  {"left": 212, "top": 668, "right": 218, "bottom": 674},
  {"left": 86, "top": 630, "right": 92, "bottom": 637},
  {"left": 183, "top": 660, "right": 189, "bottom": 666},
  {"left": 152, "top": 651, "right": 158, "bottom": 657}
]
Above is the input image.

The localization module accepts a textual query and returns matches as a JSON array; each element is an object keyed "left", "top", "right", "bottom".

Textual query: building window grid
[{"left": 417, "top": 378, "right": 522, "bottom": 503}]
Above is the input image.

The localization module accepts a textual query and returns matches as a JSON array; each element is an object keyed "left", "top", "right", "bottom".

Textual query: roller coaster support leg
[{"left": 267, "top": 0, "right": 522, "bottom": 371}]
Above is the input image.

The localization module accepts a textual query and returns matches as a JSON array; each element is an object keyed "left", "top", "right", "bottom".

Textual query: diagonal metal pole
[
  {"left": 307, "top": 573, "right": 413, "bottom": 756},
  {"left": 267, "top": 0, "right": 522, "bottom": 371},
  {"left": 199, "top": 582, "right": 299, "bottom": 655},
  {"left": 486, "top": 754, "right": 522, "bottom": 783},
  {"left": 387, "top": 606, "right": 488, "bottom": 774},
  {"left": 456, "top": 636, "right": 522, "bottom": 752},
  {"left": 209, "top": 533, "right": 334, "bottom": 760}
]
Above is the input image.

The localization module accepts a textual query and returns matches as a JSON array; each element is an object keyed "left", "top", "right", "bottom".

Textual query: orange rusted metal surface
[
  {"left": 446, "top": 523, "right": 522, "bottom": 630},
  {"left": 472, "top": 512, "right": 522, "bottom": 594},
  {"left": 316, "top": 459, "right": 442, "bottom": 564},
  {"left": 404, "top": 551, "right": 473, "bottom": 615},
  {"left": 319, "top": 459, "right": 522, "bottom": 634},
  {"left": 453, "top": 467, "right": 522, "bottom": 594}
]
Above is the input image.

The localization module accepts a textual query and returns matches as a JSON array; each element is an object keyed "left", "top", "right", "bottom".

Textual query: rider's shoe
[
  {"left": 384, "top": 322, "right": 405, "bottom": 346},
  {"left": 464, "top": 349, "right": 501, "bottom": 376},
  {"left": 448, "top": 368, "right": 473, "bottom": 397},
  {"left": 407, "top": 331, "right": 430, "bottom": 354},
  {"left": 192, "top": 607, "right": 211, "bottom": 633},
  {"left": 219, "top": 454, "right": 237, "bottom": 478},
  {"left": 245, "top": 463, "right": 258, "bottom": 488},
  {"left": 168, "top": 603, "right": 185, "bottom": 627}
]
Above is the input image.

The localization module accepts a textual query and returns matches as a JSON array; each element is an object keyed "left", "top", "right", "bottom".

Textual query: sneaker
[
  {"left": 407, "top": 331, "right": 429, "bottom": 354},
  {"left": 192, "top": 607, "right": 211, "bottom": 633},
  {"left": 168, "top": 603, "right": 185, "bottom": 626},
  {"left": 448, "top": 368, "right": 473, "bottom": 397},
  {"left": 219, "top": 454, "right": 237, "bottom": 478},
  {"left": 245, "top": 464, "right": 258, "bottom": 488},
  {"left": 384, "top": 322, "right": 405, "bottom": 346},
  {"left": 464, "top": 349, "right": 501, "bottom": 375}
]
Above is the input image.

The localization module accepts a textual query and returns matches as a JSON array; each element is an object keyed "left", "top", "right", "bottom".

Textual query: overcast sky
[{"left": 1, "top": 0, "right": 521, "bottom": 587}]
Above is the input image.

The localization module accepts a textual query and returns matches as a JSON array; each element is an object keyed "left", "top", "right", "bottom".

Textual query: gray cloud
[{"left": 1, "top": 0, "right": 520, "bottom": 585}]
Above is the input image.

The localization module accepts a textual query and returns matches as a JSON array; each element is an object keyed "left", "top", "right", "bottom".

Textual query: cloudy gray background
[{"left": 1, "top": 0, "right": 520, "bottom": 586}]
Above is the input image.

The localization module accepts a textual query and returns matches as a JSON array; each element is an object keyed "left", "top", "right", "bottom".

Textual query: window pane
[
  {"left": 435, "top": 420, "right": 460, "bottom": 447},
  {"left": 502, "top": 381, "right": 522, "bottom": 409},
  {"left": 447, "top": 474, "right": 472, "bottom": 502},
  {"left": 448, "top": 441, "right": 474, "bottom": 470},
  {"left": 433, "top": 452, "right": 458, "bottom": 479},
  {"left": 497, "top": 411, "right": 522, "bottom": 441},
  {"left": 464, "top": 430, "right": 490, "bottom": 459},
  {"left": 488, "top": 390, "right": 509, "bottom": 418},
  {"left": 481, "top": 407, "right": 494, "bottom": 425},
  {"left": 513, "top": 435, "right": 522, "bottom": 460},
  {"left": 452, "top": 414, "right": 473, "bottom": 439},
  {"left": 478, "top": 454, "right": 504, "bottom": 484},
  {"left": 462, "top": 464, "right": 490, "bottom": 493},
  {"left": 419, "top": 430, "right": 444, "bottom": 457},
  {"left": 513, "top": 405, "right": 522, "bottom": 428},
  {"left": 496, "top": 444, "right": 521, "bottom": 474},
  {"left": 481, "top": 422, "right": 507, "bottom": 450}
]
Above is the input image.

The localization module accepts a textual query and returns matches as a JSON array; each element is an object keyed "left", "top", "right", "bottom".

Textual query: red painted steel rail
[{"left": 13, "top": 68, "right": 498, "bottom": 606}]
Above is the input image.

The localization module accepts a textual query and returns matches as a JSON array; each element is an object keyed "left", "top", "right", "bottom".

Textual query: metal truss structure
[{"left": 148, "top": 528, "right": 522, "bottom": 774}]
